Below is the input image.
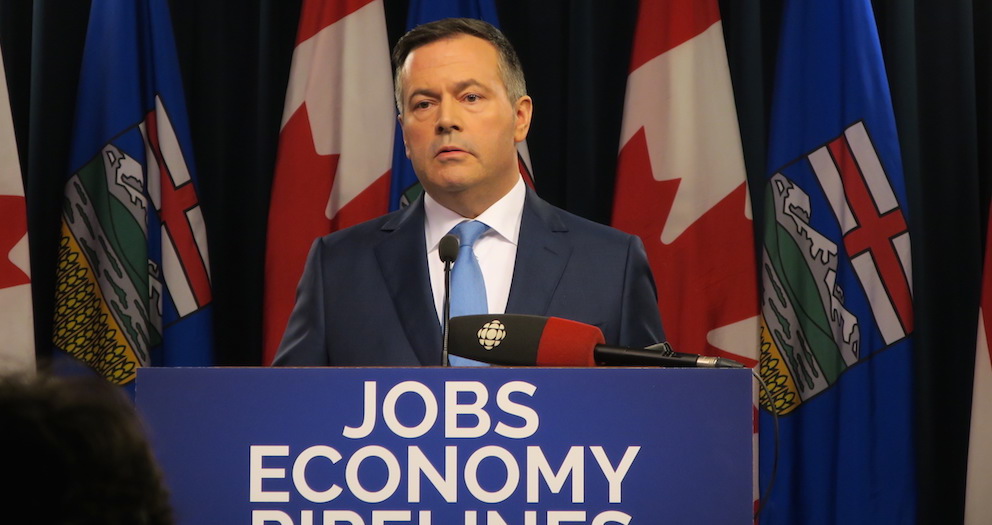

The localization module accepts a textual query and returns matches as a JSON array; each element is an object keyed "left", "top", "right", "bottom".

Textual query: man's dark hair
[
  {"left": 0, "top": 374, "right": 174, "bottom": 525},
  {"left": 391, "top": 17, "right": 527, "bottom": 113}
]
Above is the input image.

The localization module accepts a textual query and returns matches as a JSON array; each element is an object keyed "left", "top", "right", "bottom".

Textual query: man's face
[{"left": 398, "top": 34, "right": 531, "bottom": 217}]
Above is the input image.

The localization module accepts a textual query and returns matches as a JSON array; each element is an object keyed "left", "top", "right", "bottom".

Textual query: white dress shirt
[{"left": 425, "top": 176, "right": 526, "bottom": 325}]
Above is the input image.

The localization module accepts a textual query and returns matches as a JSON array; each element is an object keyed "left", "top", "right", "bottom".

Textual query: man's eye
[
  {"left": 464, "top": 94, "right": 481, "bottom": 102},
  {"left": 414, "top": 100, "right": 432, "bottom": 110}
]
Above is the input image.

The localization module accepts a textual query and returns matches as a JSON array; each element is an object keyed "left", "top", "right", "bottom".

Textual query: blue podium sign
[{"left": 136, "top": 367, "right": 752, "bottom": 524}]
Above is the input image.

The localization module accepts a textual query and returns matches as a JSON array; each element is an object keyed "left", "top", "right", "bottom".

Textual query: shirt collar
[{"left": 425, "top": 176, "right": 526, "bottom": 251}]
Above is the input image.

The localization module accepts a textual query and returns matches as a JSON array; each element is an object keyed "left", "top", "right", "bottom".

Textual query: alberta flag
[
  {"left": 758, "top": 0, "right": 915, "bottom": 523},
  {"left": 390, "top": 0, "right": 532, "bottom": 210},
  {"left": 53, "top": 0, "right": 213, "bottom": 388}
]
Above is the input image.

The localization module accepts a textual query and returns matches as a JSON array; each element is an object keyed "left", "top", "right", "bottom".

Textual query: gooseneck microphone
[
  {"left": 439, "top": 234, "right": 460, "bottom": 366},
  {"left": 448, "top": 314, "right": 744, "bottom": 368}
]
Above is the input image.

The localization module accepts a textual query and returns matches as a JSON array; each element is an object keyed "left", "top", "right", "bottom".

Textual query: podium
[{"left": 136, "top": 367, "right": 753, "bottom": 524}]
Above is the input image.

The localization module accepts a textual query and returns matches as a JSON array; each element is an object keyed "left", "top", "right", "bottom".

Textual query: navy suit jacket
[{"left": 273, "top": 188, "right": 665, "bottom": 366}]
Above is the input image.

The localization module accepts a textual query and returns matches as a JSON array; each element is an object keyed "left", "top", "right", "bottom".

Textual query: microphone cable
[
  {"left": 648, "top": 340, "right": 779, "bottom": 520},
  {"left": 752, "top": 367, "right": 779, "bottom": 522}
]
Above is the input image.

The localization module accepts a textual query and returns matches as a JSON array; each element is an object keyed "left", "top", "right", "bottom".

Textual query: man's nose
[{"left": 435, "top": 99, "right": 462, "bottom": 134}]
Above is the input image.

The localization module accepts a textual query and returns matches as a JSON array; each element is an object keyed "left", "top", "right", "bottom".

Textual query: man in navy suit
[{"left": 273, "top": 18, "right": 664, "bottom": 366}]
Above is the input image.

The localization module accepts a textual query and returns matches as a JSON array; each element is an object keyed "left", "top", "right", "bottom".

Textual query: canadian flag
[
  {"left": 0, "top": 48, "right": 34, "bottom": 374},
  {"left": 966, "top": 207, "right": 992, "bottom": 524},
  {"left": 262, "top": 0, "right": 395, "bottom": 365},
  {"left": 612, "top": 0, "right": 757, "bottom": 366},
  {"left": 611, "top": 1, "right": 759, "bottom": 510}
]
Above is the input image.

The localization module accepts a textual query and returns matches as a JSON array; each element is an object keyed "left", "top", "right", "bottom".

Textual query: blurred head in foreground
[{"left": 0, "top": 373, "right": 173, "bottom": 525}]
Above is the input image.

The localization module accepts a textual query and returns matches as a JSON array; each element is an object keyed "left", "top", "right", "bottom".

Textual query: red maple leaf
[
  {"left": 0, "top": 195, "right": 30, "bottom": 289},
  {"left": 614, "top": 128, "right": 758, "bottom": 363}
]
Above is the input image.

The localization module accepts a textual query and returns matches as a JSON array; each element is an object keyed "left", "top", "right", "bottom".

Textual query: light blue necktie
[{"left": 448, "top": 220, "right": 491, "bottom": 367}]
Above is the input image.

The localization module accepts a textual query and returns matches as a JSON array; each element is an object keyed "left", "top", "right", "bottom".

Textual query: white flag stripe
[
  {"left": 5, "top": 227, "right": 30, "bottom": 282},
  {"left": 892, "top": 230, "right": 913, "bottom": 295},
  {"left": 850, "top": 251, "right": 906, "bottom": 344},
  {"left": 186, "top": 205, "right": 211, "bottom": 282},
  {"left": 965, "top": 311, "right": 992, "bottom": 524},
  {"left": 706, "top": 315, "right": 759, "bottom": 359},
  {"left": 0, "top": 53, "right": 21, "bottom": 196},
  {"left": 279, "top": 40, "right": 311, "bottom": 129},
  {"left": 161, "top": 225, "right": 197, "bottom": 316},
  {"left": 0, "top": 286, "right": 34, "bottom": 373},
  {"left": 322, "top": 4, "right": 394, "bottom": 220},
  {"left": 281, "top": 1, "right": 393, "bottom": 220},
  {"left": 155, "top": 96, "right": 192, "bottom": 187},
  {"left": 846, "top": 121, "right": 898, "bottom": 214},
  {"left": 619, "top": 21, "right": 750, "bottom": 244},
  {"left": 808, "top": 145, "right": 856, "bottom": 235}
]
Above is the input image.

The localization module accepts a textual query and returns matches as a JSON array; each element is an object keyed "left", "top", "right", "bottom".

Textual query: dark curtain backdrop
[{"left": 1, "top": 1, "right": 988, "bottom": 523}]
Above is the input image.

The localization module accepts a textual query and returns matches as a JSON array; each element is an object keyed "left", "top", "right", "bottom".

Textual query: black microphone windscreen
[
  {"left": 448, "top": 314, "right": 605, "bottom": 366},
  {"left": 439, "top": 234, "right": 459, "bottom": 263},
  {"left": 448, "top": 314, "right": 549, "bottom": 365}
]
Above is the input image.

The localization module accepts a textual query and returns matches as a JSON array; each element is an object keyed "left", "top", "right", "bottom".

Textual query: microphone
[
  {"left": 439, "top": 234, "right": 460, "bottom": 367},
  {"left": 449, "top": 314, "right": 602, "bottom": 366},
  {"left": 448, "top": 314, "right": 744, "bottom": 368}
]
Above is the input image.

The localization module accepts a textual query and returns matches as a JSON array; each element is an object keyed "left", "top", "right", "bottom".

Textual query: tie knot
[{"left": 451, "top": 220, "right": 489, "bottom": 248}]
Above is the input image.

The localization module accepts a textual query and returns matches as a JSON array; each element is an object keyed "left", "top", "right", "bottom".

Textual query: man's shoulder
[
  {"left": 558, "top": 207, "right": 632, "bottom": 240},
  {"left": 313, "top": 202, "right": 423, "bottom": 251},
  {"left": 525, "top": 191, "right": 636, "bottom": 245}
]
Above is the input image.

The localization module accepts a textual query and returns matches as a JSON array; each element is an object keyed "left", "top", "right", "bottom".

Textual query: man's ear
[
  {"left": 396, "top": 113, "right": 413, "bottom": 158},
  {"left": 513, "top": 95, "right": 533, "bottom": 143}
]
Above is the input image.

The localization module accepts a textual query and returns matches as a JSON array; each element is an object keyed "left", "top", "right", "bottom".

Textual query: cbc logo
[{"left": 477, "top": 319, "right": 506, "bottom": 350}]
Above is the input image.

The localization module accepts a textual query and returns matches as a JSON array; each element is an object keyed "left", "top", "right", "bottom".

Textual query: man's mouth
[{"left": 436, "top": 145, "right": 468, "bottom": 157}]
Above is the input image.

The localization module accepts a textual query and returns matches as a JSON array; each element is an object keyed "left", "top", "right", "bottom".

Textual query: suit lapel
[
  {"left": 506, "top": 189, "right": 572, "bottom": 315},
  {"left": 375, "top": 199, "right": 442, "bottom": 365}
]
